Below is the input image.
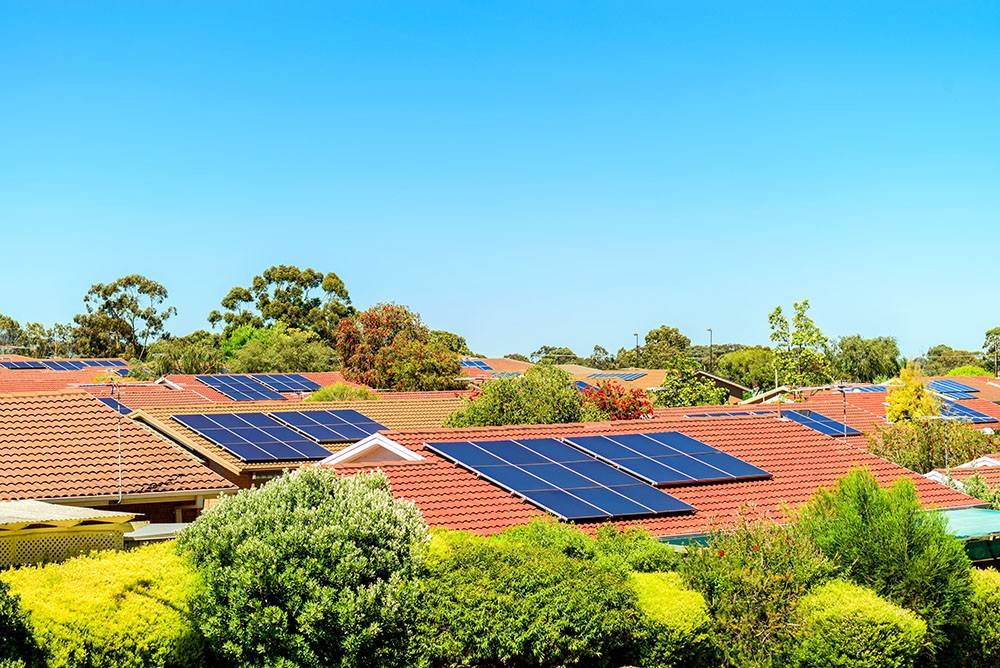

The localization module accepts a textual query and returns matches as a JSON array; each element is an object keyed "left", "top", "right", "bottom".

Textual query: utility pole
[
  {"left": 707, "top": 328, "right": 713, "bottom": 374},
  {"left": 634, "top": 332, "right": 640, "bottom": 368}
]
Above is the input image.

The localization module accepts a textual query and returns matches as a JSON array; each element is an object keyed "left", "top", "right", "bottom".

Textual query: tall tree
[
  {"left": 768, "top": 300, "right": 832, "bottom": 387},
  {"left": 209, "top": 265, "right": 351, "bottom": 343},
  {"left": 921, "top": 344, "right": 982, "bottom": 376},
  {"left": 530, "top": 346, "right": 581, "bottom": 365},
  {"left": 829, "top": 335, "right": 902, "bottom": 383},
  {"left": 72, "top": 275, "right": 176, "bottom": 360},
  {"left": 0, "top": 314, "right": 25, "bottom": 352},
  {"left": 886, "top": 362, "right": 938, "bottom": 423},
  {"left": 984, "top": 327, "right": 1000, "bottom": 377},
  {"left": 715, "top": 346, "right": 776, "bottom": 391}
]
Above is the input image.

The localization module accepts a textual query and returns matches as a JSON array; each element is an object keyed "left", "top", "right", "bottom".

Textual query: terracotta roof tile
[{"left": 0, "top": 390, "right": 235, "bottom": 502}]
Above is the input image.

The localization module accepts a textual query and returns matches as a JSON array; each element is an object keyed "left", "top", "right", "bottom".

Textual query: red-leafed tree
[{"left": 580, "top": 381, "right": 654, "bottom": 421}]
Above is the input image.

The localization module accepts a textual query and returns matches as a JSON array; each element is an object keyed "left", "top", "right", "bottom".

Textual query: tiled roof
[
  {"left": 926, "top": 376, "right": 1000, "bottom": 403},
  {"left": 0, "top": 367, "right": 120, "bottom": 394},
  {"left": 134, "top": 397, "right": 465, "bottom": 475},
  {"left": 327, "top": 414, "right": 976, "bottom": 538},
  {"left": 0, "top": 390, "right": 235, "bottom": 502},
  {"left": 161, "top": 372, "right": 368, "bottom": 402},
  {"left": 82, "top": 384, "right": 214, "bottom": 408}
]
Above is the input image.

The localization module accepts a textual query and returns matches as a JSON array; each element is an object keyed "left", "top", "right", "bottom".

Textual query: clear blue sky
[{"left": 3, "top": 1, "right": 999, "bottom": 359}]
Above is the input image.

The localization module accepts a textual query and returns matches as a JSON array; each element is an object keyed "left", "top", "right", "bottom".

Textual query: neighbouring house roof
[
  {"left": 322, "top": 413, "right": 976, "bottom": 537},
  {"left": 83, "top": 383, "right": 215, "bottom": 408},
  {"left": 0, "top": 499, "right": 137, "bottom": 530},
  {"left": 0, "top": 390, "right": 237, "bottom": 503},
  {"left": 133, "top": 396, "right": 466, "bottom": 477}
]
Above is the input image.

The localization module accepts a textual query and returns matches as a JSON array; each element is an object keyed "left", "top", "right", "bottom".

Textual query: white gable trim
[{"left": 319, "top": 434, "right": 423, "bottom": 465}]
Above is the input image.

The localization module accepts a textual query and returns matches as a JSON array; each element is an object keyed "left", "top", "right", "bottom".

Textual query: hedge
[
  {"left": 966, "top": 568, "right": 1000, "bottom": 666},
  {"left": 630, "top": 572, "right": 716, "bottom": 667},
  {"left": 792, "top": 579, "right": 926, "bottom": 668},
  {"left": 1, "top": 542, "right": 205, "bottom": 668}
]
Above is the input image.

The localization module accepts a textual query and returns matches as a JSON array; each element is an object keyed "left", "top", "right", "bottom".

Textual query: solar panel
[
  {"left": 685, "top": 411, "right": 776, "bottom": 418},
  {"left": 929, "top": 379, "right": 978, "bottom": 395},
  {"left": 491, "top": 371, "right": 522, "bottom": 378},
  {"left": 98, "top": 397, "right": 132, "bottom": 415},
  {"left": 846, "top": 385, "right": 888, "bottom": 393},
  {"left": 251, "top": 374, "right": 323, "bottom": 393},
  {"left": 0, "top": 361, "right": 46, "bottom": 370},
  {"left": 586, "top": 372, "right": 648, "bottom": 381},
  {"left": 425, "top": 438, "right": 695, "bottom": 521},
  {"left": 269, "top": 410, "right": 387, "bottom": 442},
  {"left": 941, "top": 401, "right": 999, "bottom": 424},
  {"left": 85, "top": 360, "right": 129, "bottom": 368},
  {"left": 195, "top": 375, "right": 287, "bottom": 401},
  {"left": 563, "top": 432, "right": 770, "bottom": 487},
  {"left": 42, "top": 360, "right": 87, "bottom": 371},
  {"left": 574, "top": 380, "right": 594, "bottom": 393},
  {"left": 172, "top": 413, "right": 332, "bottom": 461},
  {"left": 460, "top": 360, "right": 494, "bottom": 370},
  {"left": 783, "top": 410, "right": 861, "bottom": 437}
]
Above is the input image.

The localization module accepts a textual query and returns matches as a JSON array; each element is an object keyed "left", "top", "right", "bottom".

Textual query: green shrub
[
  {"left": 444, "top": 365, "right": 584, "bottom": 427},
  {"left": 631, "top": 572, "right": 716, "bottom": 667},
  {"left": 593, "top": 524, "right": 679, "bottom": 573},
  {"left": 495, "top": 516, "right": 597, "bottom": 559},
  {"left": 1, "top": 542, "right": 204, "bottom": 668},
  {"left": 946, "top": 366, "right": 991, "bottom": 377},
  {"left": 177, "top": 469, "right": 428, "bottom": 668},
  {"left": 966, "top": 568, "right": 1000, "bottom": 666},
  {"left": 304, "top": 382, "right": 380, "bottom": 402},
  {"left": 418, "top": 530, "right": 642, "bottom": 667},
  {"left": 798, "top": 468, "right": 972, "bottom": 658},
  {"left": 792, "top": 580, "right": 926, "bottom": 668},
  {"left": 678, "top": 511, "right": 835, "bottom": 667},
  {"left": 0, "top": 578, "right": 40, "bottom": 667}
]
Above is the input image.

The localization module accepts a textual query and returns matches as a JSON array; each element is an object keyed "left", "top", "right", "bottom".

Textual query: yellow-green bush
[
  {"left": 630, "top": 572, "right": 716, "bottom": 667},
  {"left": 1, "top": 542, "right": 205, "bottom": 668},
  {"left": 967, "top": 568, "right": 1000, "bottom": 665},
  {"left": 792, "top": 580, "right": 926, "bottom": 668}
]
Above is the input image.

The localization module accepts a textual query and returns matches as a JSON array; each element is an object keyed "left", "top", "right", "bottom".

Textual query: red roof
[
  {"left": 0, "top": 390, "right": 236, "bottom": 502},
  {"left": 325, "top": 414, "right": 976, "bottom": 537}
]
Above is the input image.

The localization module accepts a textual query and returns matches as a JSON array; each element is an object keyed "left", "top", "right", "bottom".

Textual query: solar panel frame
[
  {"left": 268, "top": 410, "right": 388, "bottom": 443},
  {"left": 929, "top": 379, "right": 978, "bottom": 395},
  {"left": 195, "top": 375, "right": 287, "bottom": 401},
  {"left": 172, "top": 413, "right": 332, "bottom": 461},
  {"left": 783, "top": 410, "right": 861, "bottom": 437},
  {"left": 97, "top": 397, "right": 132, "bottom": 415},
  {"left": 0, "top": 361, "right": 47, "bottom": 369},
  {"left": 251, "top": 374, "right": 323, "bottom": 393},
  {"left": 941, "top": 401, "right": 999, "bottom": 424}
]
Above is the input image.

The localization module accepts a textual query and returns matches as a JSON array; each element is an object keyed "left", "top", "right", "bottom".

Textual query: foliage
[
  {"left": 369, "top": 335, "right": 464, "bottom": 391},
  {"left": 946, "top": 365, "right": 991, "bottom": 377},
  {"left": 584, "top": 344, "right": 615, "bottom": 370},
  {"left": 952, "top": 472, "right": 1000, "bottom": 510},
  {"left": 0, "top": 315, "right": 74, "bottom": 358},
  {"left": 652, "top": 357, "right": 730, "bottom": 407},
  {"left": 921, "top": 345, "right": 983, "bottom": 377},
  {"left": 580, "top": 380, "right": 654, "bottom": 421},
  {"left": 529, "top": 344, "right": 580, "bottom": 365},
  {"left": 304, "top": 382, "right": 380, "bottom": 402},
  {"left": 176, "top": 469, "right": 428, "bottom": 668},
  {"left": 2, "top": 542, "right": 204, "bottom": 668},
  {"left": 867, "top": 420, "right": 997, "bottom": 474},
  {"left": 444, "top": 364, "right": 584, "bottom": 427},
  {"left": 715, "top": 345, "right": 776, "bottom": 391},
  {"left": 689, "top": 343, "right": 745, "bottom": 371},
  {"left": 146, "top": 329, "right": 224, "bottom": 375},
  {"left": 209, "top": 265, "right": 351, "bottom": 342},
  {"left": 418, "top": 530, "right": 643, "bottom": 668},
  {"left": 830, "top": 334, "right": 902, "bottom": 383},
  {"left": 984, "top": 326, "right": 1000, "bottom": 376},
  {"left": 504, "top": 353, "right": 530, "bottom": 362},
  {"left": 792, "top": 579, "right": 926, "bottom": 668},
  {"left": 630, "top": 571, "right": 717, "bottom": 668},
  {"left": 886, "top": 362, "right": 939, "bottom": 423},
  {"left": 678, "top": 510, "right": 835, "bottom": 668},
  {"left": 72, "top": 274, "right": 176, "bottom": 360},
  {"left": 226, "top": 323, "right": 337, "bottom": 373},
  {"left": 768, "top": 300, "right": 833, "bottom": 387},
  {"left": 797, "top": 468, "right": 972, "bottom": 658},
  {"left": 966, "top": 568, "right": 1000, "bottom": 666},
  {"left": 428, "top": 329, "right": 473, "bottom": 355},
  {"left": 0, "top": 578, "right": 40, "bottom": 667}
]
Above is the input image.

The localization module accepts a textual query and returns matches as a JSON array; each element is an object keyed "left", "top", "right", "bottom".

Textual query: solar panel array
[
  {"left": 460, "top": 360, "right": 493, "bottom": 370},
  {"left": 784, "top": 410, "right": 861, "bottom": 436},
  {"left": 270, "top": 410, "right": 387, "bottom": 442},
  {"left": 587, "top": 372, "right": 648, "bottom": 381},
  {"left": 252, "top": 374, "right": 322, "bottom": 393},
  {"left": 196, "top": 375, "right": 287, "bottom": 401},
  {"left": 42, "top": 360, "right": 87, "bottom": 371},
  {"left": 426, "top": 437, "right": 696, "bottom": 521},
  {"left": 491, "top": 371, "right": 522, "bottom": 378},
  {"left": 941, "top": 401, "right": 999, "bottom": 425},
  {"left": 0, "top": 361, "right": 46, "bottom": 370},
  {"left": 86, "top": 360, "right": 129, "bottom": 367},
  {"left": 845, "top": 385, "right": 888, "bottom": 393},
  {"left": 98, "top": 397, "right": 132, "bottom": 415},
  {"left": 172, "top": 413, "right": 332, "bottom": 462},
  {"left": 565, "top": 432, "right": 771, "bottom": 486},
  {"left": 928, "top": 379, "right": 979, "bottom": 400},
  {"left": 685, "top": 411, "right": 775, "bottom": 418}
]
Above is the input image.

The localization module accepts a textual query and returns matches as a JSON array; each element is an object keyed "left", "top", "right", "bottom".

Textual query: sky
[{"left": 2, "top": 1, "right": 1000, "bottom": 360}]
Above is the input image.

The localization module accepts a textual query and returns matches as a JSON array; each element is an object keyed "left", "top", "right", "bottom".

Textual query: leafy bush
[
  {"left": 631, "top": 571, "right": 716, "bottom": 667},
  {"left": 797, "top": 468, "right": 972, "bottom": 658},
  {"left": 0, "top": 578, "right": 40, "bottom": 668},
  {"left": 495, "top": 516, "right": 597, "bottom": 559},
  {"left": 966, "top": 568, "right": 1000, "bottom": 666},
  {"left": 947, "top": 365, "right": 991, "bottom": 377},
  {"left": 792, "top": 580, "right": 926, "bottom": 668},
  {"left": 678, "top": 510, "right": 835, "bottom": 667},
  {"left": 868, "top": 420, "right": 997, "bottom": 474},
  {"left": 304, "top": 382, "right": 380, "bottom": 402},
  {"left": 886, "top": 362, "right": 938, "bottom": 422},
  {"left": 177, "top": 469, "right": 429, "bottom": 668},
  {"left": 445, "top": 365, "right": 584, "bottom": 427},
  {"left": 2, "top": 542, "right": 203, "bottom": 668},
  {"left": 419, "top": 530, "right": 643, "bottom": 667}
]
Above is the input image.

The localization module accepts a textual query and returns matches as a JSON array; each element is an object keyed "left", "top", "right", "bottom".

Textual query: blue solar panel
[
  {"left": 586, "top": 372, "right": 648, "bottom": 381},
  {"left": 196, "top": 375, "right": 287, "bottom": 401},
  {"left": 783, "top": 410, "right": 861, "bottom": 437},
  {"left": 84, "top": 360, "right": 127, "bottom": 368},
  {"left": 574, "top": 380, "right": 594, "bottom": 393},
  {"left": 492, "top": 371, "right": 522, "bottom": 378},
  {"left": 42, "top": 360, "right": 87, "bottom": 371},
  {"left": 941, "top": 401, "right": 999, "bottom": 424},
  {"left": 98, "top": 397, "right": 132, "bottom": 415},
  {"left": 0, "top": 361, "right": 46, "bottom": 369},
  {"left": 425, "top": 438, "right": 695, "bottom": 521},
  {"left": 172, "top": 413, "right": 332, "bottom": 461},
  {"left": 685, "top": 411, "right": 776, "bottom": 418},
  {"left": 460, "top": 360, "right": 494, "bottom": 370},
  {"left": 251, "top": 374, "right": 323, "bottom": 393},
  {"left": 564, "top": 432, "right": 770, "bottom": 486},
  {"left": 269, "top": 410, "right": 387, "bottom": 442},
  {"left": 929, "top": 379, "right": 978, "bottom": 395},
  {"left": 845, "top": 385, "right": 888, "bottom": 393}
]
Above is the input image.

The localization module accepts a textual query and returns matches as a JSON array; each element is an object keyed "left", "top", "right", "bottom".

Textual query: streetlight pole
[
  {"left": 707, "top": 328, "right": 713, "bottom": 373},
  {"left": 634, "top": 332, "right": 640, "bottom": 368}
]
